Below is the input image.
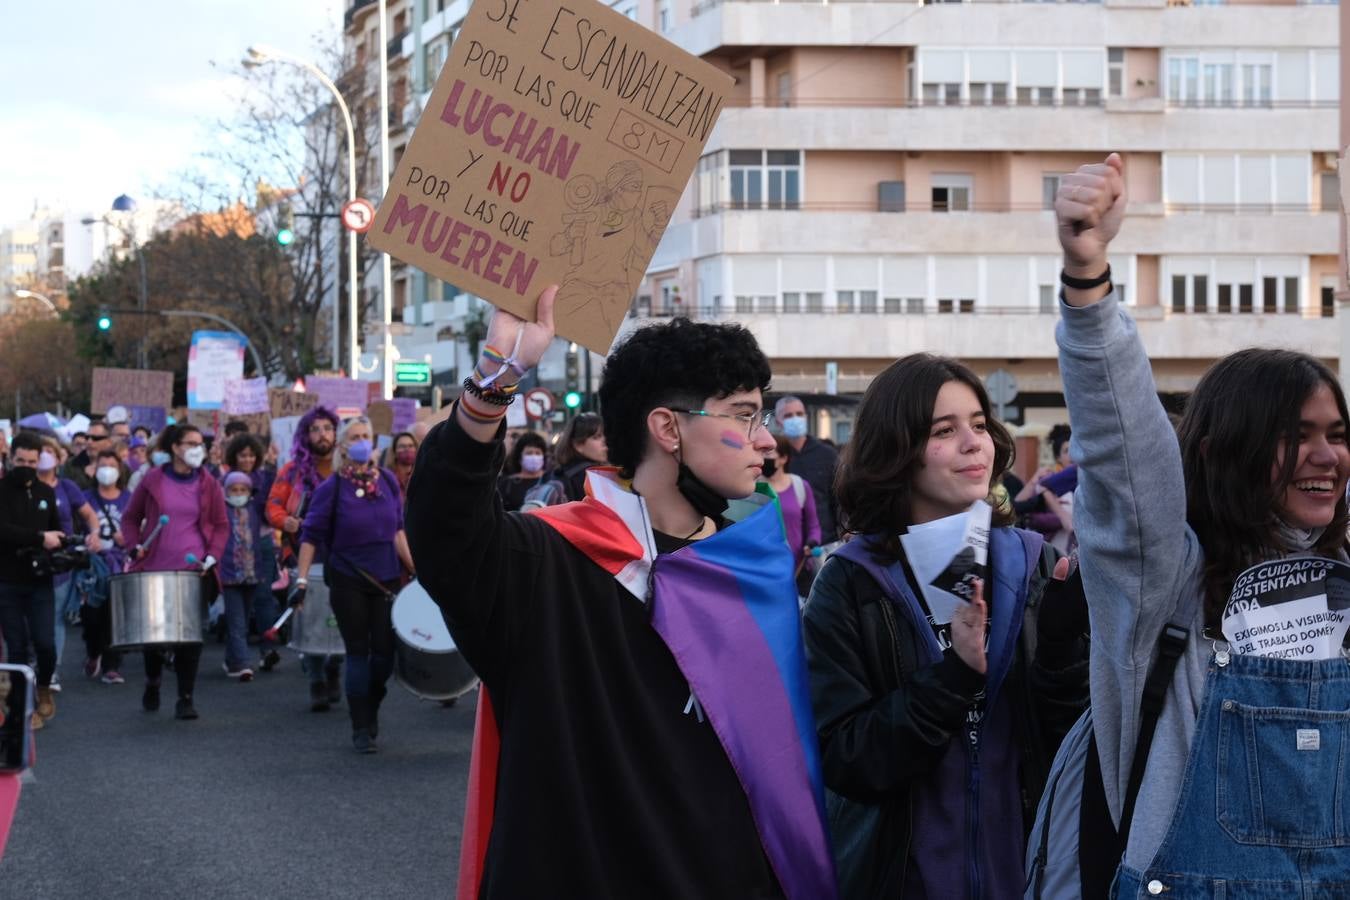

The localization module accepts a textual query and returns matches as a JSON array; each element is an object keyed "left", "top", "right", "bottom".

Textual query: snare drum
[
  {"left": 391, "top": 580, "right": 478, "bottom": 701},
  {"left": 109, "top": 571, "right": 205, "bottom": 648}
]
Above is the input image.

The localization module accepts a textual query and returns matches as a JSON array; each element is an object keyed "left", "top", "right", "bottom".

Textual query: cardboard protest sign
[
  {"left": 368, "top": 0, "right": 733, "bottom": 354},
  {"left": 223, "top": 412, "right": 272, "bottom": 440},
  {"left": 222, "top": 377, "right": 270, "bottom": 415},
  {"left": 185, "top": 409, "right": 218, "bottom": 435},
  {"left": 268, "top": 388, "right": 319, "bottom": 420},
  {"left": 1223, "top": 557, "right": 1350, "bottom": 661},
  {"left": 90, "top": 367, "right": 174, "bottom": 415},
  {"left": 307, "top": 377, "right": 369, "bottom": 419},
  {"left": 367, "top": 401, "right": 395, "bottom": 437},
  {"left": 187, "top": 332, "right": 245, "bottom": 409},
  {"left": 898, "top": 500, "right": 991, "bottom": 627}
]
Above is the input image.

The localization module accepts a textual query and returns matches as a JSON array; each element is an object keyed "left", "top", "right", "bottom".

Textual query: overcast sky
[{"left": 1, "top": 0, "right": 342, "bottom": 225}]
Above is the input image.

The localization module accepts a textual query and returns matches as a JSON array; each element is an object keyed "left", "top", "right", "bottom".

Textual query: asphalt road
[{"left": 0, "top": 626, "right": 477, "bottom": 900}]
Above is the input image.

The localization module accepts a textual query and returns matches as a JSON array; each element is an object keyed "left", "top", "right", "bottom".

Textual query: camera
[{"left": 18, "top": 536, "right": 92, "bottom": 579}]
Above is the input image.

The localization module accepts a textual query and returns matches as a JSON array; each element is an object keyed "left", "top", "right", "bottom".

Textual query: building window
[
  {"left": 969, "top": 82, "right": 1009, "bottom": 106},
  {"left": 1238, "top": 284, "right": 1254, "bottom": 313},
  {"left": 1039, "top": 285, "right": 1057, "bottom": 312},
  {"left": 1042, "top": 175, "right": 1063, "bottom": 210},
  {"left": 1193, "top": 275, "right": 1209, "bottom": 313},
  {"left": 805, "top": 292, "right": 824, "bottom": 313},
  {"left": 1323, "top": 286, "right": 1336, "bottom": 318},
  {"left": 1321, "top": 172, "right": 1340, "bottom": 212},
  {"left": 729, "top": 150, "right": 801, "bottom": 210},
  {"left": 1217, "top": 283, "right": 1233, "bottom": 313},
  {"left": 735, "top": 295, "right": 754, "bottom": 313},
  {"left": 932, "top": 174, "right": 972, "bottom": 212},
  {"left": 659, "top": 0, "right": 672, "bottom": 32},
  {"left": 1171, "top": 274, "right": 1207, "bottom": 312},
  {"left": 837, "top": 290, "right": 855, "bottom": 313},
  {"left": 1108, "top": 48, "right": 1125, "bottom": 98},
  {"left": 884, "top": 297, "right": 924, "bottom": 313},
  {"left": 858, "top": 290, "right": 878, "bottom": 314},
  {"left": 696, "top": 153, "right": 720, "bottom": 215},
  {"left": 923, "top": 82, "right": 962, "bottom": 106},
  {"left": 1202, "top": 63, "right": 1234, "bottom": 107},
  {"left": 1285, "top": 276, "right": 1300, "bottom": 314},
  {"left": 756, "top": 295, "right": 776, "bottom": 313},
  {"left": 1241, "top": 63, "right": 1271, "bottom": 107},
  {"left": 782, "top": 292, "right": 801, "bottom": 313},
  {"left": 1016, "top": 86, "right": 1053, "bottom": 107},
  {"left": 1262, "top": 277, "right": 1278, "bottom": 313},
  {"left": 776, "top": 72, "right": 791, "bottom": 107},
  {"left": 1063, "top": 87, "right": 1102, "bottom": 106},
  {"left": 938, "top": 298, "right": 975, "bottom": 314}
]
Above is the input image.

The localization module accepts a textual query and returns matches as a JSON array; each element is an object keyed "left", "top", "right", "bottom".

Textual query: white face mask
[
  {"left": 225, "top": 493, "right": 250, "bottom": 508},
  {"left": 96, "top": 466, "right": 120, "bottom": 487},
  {"left": 182, "top": 446, "right": 206, "bottom": 469},
  {"left": 37, "top": 451, "right": 58, "bottom": 472},
  {"left": 521, "top": 453, "right": 545, "bottom": 473}
]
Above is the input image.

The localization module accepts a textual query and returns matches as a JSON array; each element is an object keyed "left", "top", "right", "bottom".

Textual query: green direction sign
[{"left": 394, "top": 361, "right": 432, "bottom": 385}]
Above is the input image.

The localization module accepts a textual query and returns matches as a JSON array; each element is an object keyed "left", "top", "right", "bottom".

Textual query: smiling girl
[{"left": 803, "top": 354, "right": 1090, "bottom": 899}]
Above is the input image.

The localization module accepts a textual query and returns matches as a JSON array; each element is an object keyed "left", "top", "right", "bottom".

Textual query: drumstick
[
  {"left": 263, "top": 608, "right": 294, "bottom": 642},
  {"left": 135, "top": 515, "right": 170, "bottom": 556}
]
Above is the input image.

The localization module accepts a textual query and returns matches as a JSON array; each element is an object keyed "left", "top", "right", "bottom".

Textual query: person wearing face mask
[
  {"left": 221, "top": 433, "right": 281, "bottom": 672},
  {"left": 267, "top": 406, "right": 345, "bottom": 711},
  {"left": 0, "top": 432, "right": 66, "bottom": 731},
  {"left": 496, "top": 431, "right": 549, "bottom": 512},
  {"left": 386, "top": 431, "right": 419, "bottom": 500},
  {"left": 294, "top": 417, "right": 415, "bottom": 753},
  {"left": 219, "top": 471, "right": 280, "bottom": 680},
  {"left": 127, "top": 431, "right": 174, "bottom": 495},
  {"left": 759, "top": 435, "right": 822, "bottom": 593},
  {"left": 407, "top": 291, "right": 837, "bottom": 900},
  {"left": 775, "top": 396, "right": 841, "bottom": 544},
  {"left": 37, "top": 437, "right": 102, "bottom": 686},
  {"left": 122, "top": 424, "right": 229, "bottom": 720},
  {"left": 78, "top": 449, "right": 130, "bottom": 685}
]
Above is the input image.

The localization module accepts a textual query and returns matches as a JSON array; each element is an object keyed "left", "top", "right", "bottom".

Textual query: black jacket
[
  {"left": 405, "top": 414, "right": 783, "bottom": 900},
  {"left": 803, "top": 538, "right": 1089, "bottom": 899},
  {"left": 0, "top": 471, "right": 61, "bottom": 584}
]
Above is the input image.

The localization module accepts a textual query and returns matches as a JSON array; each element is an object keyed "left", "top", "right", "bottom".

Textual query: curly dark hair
[
  {"left": 598, "top": 318, "right": 773, "bottom": 477},
  {"left": 225, "top": 433, "right": 265, "bottom": 471},
  {"left": 506, "top": 430, "right": 549, "bottom": 475},
  {"left": 1178, "top": 348, "right": 1350, "bottom": 630},
  {"left": 836, "top": 354, "right": 1015, "bottom": 561}
]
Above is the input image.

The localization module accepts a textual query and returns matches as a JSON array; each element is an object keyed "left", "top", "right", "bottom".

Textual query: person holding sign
[
  {"left": 801, "top": 354, "right": 1090, "bottom": 899},
  {"left": 407, "top": 288, "right": 837, "bottom": 900},
  {"left": 1049, "top": 155, "right": 1350, "bottom": 897}
]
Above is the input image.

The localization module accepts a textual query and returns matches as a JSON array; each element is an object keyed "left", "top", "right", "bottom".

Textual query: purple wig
[{"left": 288, "top": 405, "right": 341, "bottom": 491}]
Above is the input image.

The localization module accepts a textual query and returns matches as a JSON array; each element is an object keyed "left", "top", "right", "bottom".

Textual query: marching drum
[
  {"left": 288, "top": 565, "right": 345, "bottom": 656},
  {"left": 110, "top": 571, "right": 205, "bottom": 648},
  {"left": 391, "top": 580, "right": 478, "bottom": 701}
]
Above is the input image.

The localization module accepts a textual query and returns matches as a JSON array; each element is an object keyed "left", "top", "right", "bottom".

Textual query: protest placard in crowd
[
  {"left": 187, "top": 332, "right": 246, "bottom": 409},
  {"left": 222, "top": 377, "right": 270, "bottom": 415},
  {"left": 90, "top": 367, "right": 174, "bottom": 415},
  {"left": 269, "top": 388, "right": 319, "bottom": 419}
]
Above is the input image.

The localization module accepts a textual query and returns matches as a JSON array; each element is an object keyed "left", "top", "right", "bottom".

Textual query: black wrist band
[
  {"left": 1060, "top": 265, "right": 1112, "bottom": 290},
  {"left": 461, "top": 377, "right": 516, "bottom": 406}
]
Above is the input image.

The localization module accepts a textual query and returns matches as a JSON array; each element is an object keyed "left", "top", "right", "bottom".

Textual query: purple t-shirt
[
  {"left": 140, "top": 469, "right": 209, "bottom": 572},
  {"left": 777, "top": 475, "right": 822, "bottom": 568},
  {"left": 301, "top": 469, "right": 403, "bottom": 583},
  {"left": 51, "top": 477, "right": 89, "bottom": 536}
]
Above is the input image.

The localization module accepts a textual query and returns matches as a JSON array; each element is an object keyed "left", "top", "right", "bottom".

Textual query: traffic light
[
  {"left": 96, "top": 309, "right": 112, "bottom": 331},
  {"left": 276, "top": 203, "right": 295, "bottom": 246},
  {"left": 564, "top": 391, "right": 582, "bottom": 410},
  {"left": 564, "top": 346, "right": 580, "bottom": 393}
]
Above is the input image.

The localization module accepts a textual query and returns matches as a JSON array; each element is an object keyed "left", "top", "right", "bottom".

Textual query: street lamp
[
  {"left": 13, "top": 289, "right": 58, "bottom": 316},
  {"left": 244, "top": 44, "right": 360, "bottom": 381},
  {"left": 82, "top": 199, "right": 149, "bottom": 369}
]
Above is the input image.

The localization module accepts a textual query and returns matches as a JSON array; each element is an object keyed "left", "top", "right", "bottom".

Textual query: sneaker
[
  {"left": 222, "top": 664, "right": 254, "bottom": 680},
  {"left": 100, "top": 670, "right": 125, "bottom": 685},
  {"left": 174, "top": 697, "right": 199, "bottom": 720},
  {"left": 237, "top": 668, "right": 254, "bottom": 683},
  {"left": 143, "top": 682, "right": 161, "bottom": 712},
  {"left": 309, "top": 681, "right": 331, "bottom": 712},
  {"left": 352, "top": 729, "right": 376, "bottom": 754},
  {"left": 49, "top": 674, "right": 61, "bottom": 693},
  {"left": 35, "top": 687, "right": 55, "bottom": 721},
  {"left": 260, "top": 649, "right": 281, "bottom": 672},
  {"left": 84, "top": 656, "right": 102, "bottom": 679}
]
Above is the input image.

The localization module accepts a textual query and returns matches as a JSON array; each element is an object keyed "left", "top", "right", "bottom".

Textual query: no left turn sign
[
  {"left": 342, "top": 198, "right": 376, "bottom": 234},
  {"left": 524, "top": 388, "right": 555, "bottom": 421}
]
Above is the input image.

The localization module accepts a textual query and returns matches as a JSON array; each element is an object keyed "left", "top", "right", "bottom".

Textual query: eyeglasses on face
[{"left": 669, "top": 408, "right": 774, "bottom": 439}]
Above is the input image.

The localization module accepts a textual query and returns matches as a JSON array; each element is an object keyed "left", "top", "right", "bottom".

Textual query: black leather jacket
[{"left": 803, "top": 542, "right": 1089, "bottom": 899}]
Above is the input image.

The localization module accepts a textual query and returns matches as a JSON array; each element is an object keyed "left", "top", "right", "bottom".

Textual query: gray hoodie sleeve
[{"left": 1056, "top": 291, "right": 1206, "bottom": 825}]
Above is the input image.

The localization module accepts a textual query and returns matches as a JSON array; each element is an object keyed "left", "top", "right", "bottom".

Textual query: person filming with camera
[{"left": 0, "top": 432, "right": 65, "bottom": 731}]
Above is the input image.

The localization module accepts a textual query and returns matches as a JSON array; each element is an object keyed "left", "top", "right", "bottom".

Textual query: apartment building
[{"left": 343, "top": 0, "right": 1339, "bottom": 428}]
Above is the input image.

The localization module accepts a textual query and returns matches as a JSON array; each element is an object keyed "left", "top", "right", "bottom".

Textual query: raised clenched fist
[{"left": 1055, "top": 153, "right": 1127, "bottom": 274}]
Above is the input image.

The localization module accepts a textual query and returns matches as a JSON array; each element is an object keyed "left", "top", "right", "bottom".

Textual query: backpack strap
[
  {"left": 1117, "top": 617, "right": 1191, "bottom": 851},
  {"left": 790, "top": 474, "right": 806, "bottom": 507}
]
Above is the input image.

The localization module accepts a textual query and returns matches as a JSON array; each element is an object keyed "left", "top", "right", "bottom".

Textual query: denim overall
[{"left": 1115, "top": 647, "right": 1350, "bottom": 898}]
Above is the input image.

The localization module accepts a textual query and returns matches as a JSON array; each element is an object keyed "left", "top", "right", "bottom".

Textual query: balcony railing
[
  {"left": 631, "top": 302, "right": 1338, "bottom": 318},
  {"left": 1163, "top": 99, "right": 1337, "bottom": 109},
  {"left": 345, "top": 0, "right": 377, "bottom": 29},
  {"left": 689, "top": 199, "right": 1330, "bottom": 216},
  {"left": 724, "top": 96, "right": 1107, "bottom": 109}
]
